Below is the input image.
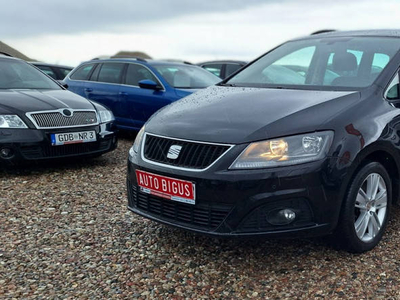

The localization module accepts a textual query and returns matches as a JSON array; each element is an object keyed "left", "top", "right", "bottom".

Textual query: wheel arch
[{"left": 340, "top": 143, "right": 400, "bottom": 206}]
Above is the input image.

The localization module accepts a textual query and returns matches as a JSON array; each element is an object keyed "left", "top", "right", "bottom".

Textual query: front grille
[
  {"left": 128, "top": 182, "right": 232, "bottom": 231},
  {"left": 20, "top": 139, "right": 111, "bottom": 159},
  {"left": 28, "top": 110, "right": 98, "bottom": 129},
  {"left": 143, "top": 134, "right": 231, "bottom": 169}
]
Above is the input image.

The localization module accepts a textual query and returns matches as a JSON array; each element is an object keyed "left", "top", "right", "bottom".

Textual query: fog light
[
  {"left": 280, "top": 209, "right": 296, "bottom": 221},
  {"left": 0, "top": 148, "right": 14, "bottom": 159},
  {"left": 266, "top": 208, "right": 296, "bottom": 225}
]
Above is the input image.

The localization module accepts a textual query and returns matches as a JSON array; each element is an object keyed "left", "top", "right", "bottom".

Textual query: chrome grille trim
[
  {"left": 26, "top": 109, "right": 99, "bottom": 129},
  {"left": 141, "top": 133, "right": 234, "bottom": 172}
]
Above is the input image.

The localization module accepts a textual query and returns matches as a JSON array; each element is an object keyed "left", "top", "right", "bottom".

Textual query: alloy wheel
[{"left": 354, "top": 173, "right": 388, "bottom": 242}]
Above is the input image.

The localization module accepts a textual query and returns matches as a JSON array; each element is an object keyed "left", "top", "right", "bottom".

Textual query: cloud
[
  {"left": 0, "top": 0, "right": 269, "bottom": 38},
  {"left": 4, "top": 0, "right": 400, "bottom": 66}
]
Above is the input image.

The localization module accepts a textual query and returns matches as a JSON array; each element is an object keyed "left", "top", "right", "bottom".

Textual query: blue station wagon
[{"left": 64, "top": 58, "right": 220, "bottom": 131}]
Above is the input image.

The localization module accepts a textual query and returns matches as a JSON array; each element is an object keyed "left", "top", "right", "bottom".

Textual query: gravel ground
[{"left": 2, "top": 136, "right": 400, "bottom": 299}]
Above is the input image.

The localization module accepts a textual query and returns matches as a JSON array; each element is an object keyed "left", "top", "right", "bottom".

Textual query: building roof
[
  {"left": 0, "top": 41, "right": 31, "bottom": 60},
  {"left": 111, "top": 51, "right": 152, "bottom": 59}
]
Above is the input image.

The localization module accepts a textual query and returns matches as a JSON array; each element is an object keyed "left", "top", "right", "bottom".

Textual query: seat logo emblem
[{"left": 167, "top": 145, "right": 182, "bottom": 160}]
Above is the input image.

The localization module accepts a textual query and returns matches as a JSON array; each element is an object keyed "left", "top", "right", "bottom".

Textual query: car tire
[{"left": 334, "top": 162, "right": 391, "bottom": 253}]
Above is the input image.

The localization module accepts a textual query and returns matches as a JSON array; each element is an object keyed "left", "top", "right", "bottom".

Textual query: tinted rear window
[
  {"left": 36, "top": 65, "right": 57, "bottom": 79},
  {"left": 70, "top": 63, "right": 95, "bottom": 80},
  {"left": 97, "top": 63, "right": 124, "bottom": 84},
  {"left": 202, "top": 64, "right": 223, "bottom": 77},
  {"left": 225, "top": 64, "right": 243, "bottom": 77},
  {"left": 59, "top": 68, "right": 72, "bottom": 78}
]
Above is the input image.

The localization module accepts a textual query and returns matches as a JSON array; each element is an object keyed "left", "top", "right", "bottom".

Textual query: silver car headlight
[
  {"left": 230, "top": 131, "right": 334, "bottom": 169},
  {"left": 0, "top": 115, "right": 28, "bottom": 128},
  {"left": 98, "top": 109, "right": 115, "bottom": 123},
  {"left": 129, "top": 126, "right": 145, "bottom": 160}
]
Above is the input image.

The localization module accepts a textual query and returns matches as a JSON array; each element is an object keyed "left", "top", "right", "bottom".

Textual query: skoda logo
[
  {"left": 62, "top": 109, "right": 73, "bottom": 117},
  {"left": 167, "top": 145, "right": 182, "bottom": 160}
]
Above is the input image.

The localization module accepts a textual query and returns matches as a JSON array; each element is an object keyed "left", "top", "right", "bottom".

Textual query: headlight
[
  {"left": 0, "top": 115, "right": 28, "bottom": 128},
  {"left": 98, "top": 110, "right": 114, "bottom": 123},
  {"left": 129, "top": 126, "right": 145, "bottom": 159},
  {"left": 230, "top": 131, "right": 334, "bottom": 169}
]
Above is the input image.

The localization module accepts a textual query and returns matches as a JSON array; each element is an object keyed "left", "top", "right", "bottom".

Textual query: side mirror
[
  {"left": 58, "top": 80, "right": 68, "bottom": 89},
  {"left": 138, "top": 79, "right": 161, "bottom": 90}
]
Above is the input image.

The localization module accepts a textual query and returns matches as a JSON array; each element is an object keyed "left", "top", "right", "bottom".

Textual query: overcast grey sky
[{"left": 2, "top": 0, "right": 400, "bottom": 66}]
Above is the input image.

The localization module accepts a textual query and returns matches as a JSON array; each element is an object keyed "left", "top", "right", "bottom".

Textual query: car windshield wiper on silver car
[{"left": 218, "top": 82, "right": 237, "bottom": 87}]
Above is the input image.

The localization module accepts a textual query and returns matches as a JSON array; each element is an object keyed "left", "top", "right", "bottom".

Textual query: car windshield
[
  {"left": 227, "top": 37, "right": 400, "bottom": 90},
  {"left": 0, "top": 58, "right": 61, "bottom": 90},
  {"left": 153, "top": 64, "right": 220, "bottom": 89}
]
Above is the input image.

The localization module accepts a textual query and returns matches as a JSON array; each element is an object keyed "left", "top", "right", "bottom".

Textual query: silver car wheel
[{"left": 354, "top": 173, "right": 388, "bottom": 242}]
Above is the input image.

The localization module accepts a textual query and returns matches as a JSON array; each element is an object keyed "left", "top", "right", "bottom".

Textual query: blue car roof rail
[{"left": 91, "top": 56, "right": 147, "bottom": 62}]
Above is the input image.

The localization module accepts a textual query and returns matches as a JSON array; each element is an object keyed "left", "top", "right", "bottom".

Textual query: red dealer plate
[{"left": 135, "top": 170, "right": 196, "bottom": 205}]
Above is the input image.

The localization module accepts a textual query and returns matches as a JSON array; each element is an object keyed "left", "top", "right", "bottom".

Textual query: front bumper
[
  {"left": 0, "top": 123, "right": 117, "bottom": 165},
  {"left": 127, "top": 150, "right": 346, "bottom": 238}
]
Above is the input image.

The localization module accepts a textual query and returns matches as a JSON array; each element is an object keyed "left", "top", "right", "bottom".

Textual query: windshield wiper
[{"left": 218, "top": 82, "right": 236, "bottom": 87}]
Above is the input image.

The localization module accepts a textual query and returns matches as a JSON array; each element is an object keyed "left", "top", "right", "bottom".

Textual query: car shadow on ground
[
  {"left": 0, "top": 132, "right": 136, "bottom": 177},
  {"left": 155, "top": 224, "right": 334, "bottom": 257},
  {"left": 0, "top": 155, "right": 114, "bottom": 177},
  {"left": 121, "top": 203, "right": 400, "bottom": 265}
]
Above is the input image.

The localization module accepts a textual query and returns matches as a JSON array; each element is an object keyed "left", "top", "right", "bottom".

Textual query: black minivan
[{"left": 127, "top": 30, "right": 400, "bottom": 252}]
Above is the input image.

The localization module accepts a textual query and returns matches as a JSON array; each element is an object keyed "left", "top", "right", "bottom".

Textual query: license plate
[
  {"left": 50, "top": 131, "right": 96, "bottom": 146},
  {"left": 136, "top": 170, "right": 195, "bottom": 205}
]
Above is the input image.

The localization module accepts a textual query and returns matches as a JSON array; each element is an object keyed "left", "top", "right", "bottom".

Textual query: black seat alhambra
[{"left": 127, "top": 30, "right": 400, "bottom": 252}]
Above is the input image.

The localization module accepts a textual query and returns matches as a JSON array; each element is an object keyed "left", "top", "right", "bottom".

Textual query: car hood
[
  {"left": 0, "top": 89, "right": 95, "bottom": 115},
  {"left": 146, "top": 86, "right": 361, "bottom": 144},
  {"left": 174, "top": 88, "right": 200, "bottom": 99}
]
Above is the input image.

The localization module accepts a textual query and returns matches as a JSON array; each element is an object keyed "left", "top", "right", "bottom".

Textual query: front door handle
[
  {"left": 85, "top": 88, "right": 93, "bottom": 92},
  {"left": 119, "top": 91, "right": 128, "bottom": 96}
]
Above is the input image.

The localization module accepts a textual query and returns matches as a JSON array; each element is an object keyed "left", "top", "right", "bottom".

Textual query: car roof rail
[
  {"left": 0, "top": 52, "right": 13, "bottom": 57},
  {"left": 311, "top": 29, "right": 336, "bottom": 35},
  {"left": 131, "top": 57, "right": 147, "bottom": 62},
  {"left": 112, "top": 56, "right": 147, "bottom": 62},
  {"left": 92, "top": 56, "right": 148, "bottom": 62}
]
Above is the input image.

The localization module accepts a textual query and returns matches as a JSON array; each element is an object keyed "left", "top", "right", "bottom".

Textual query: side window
[
  {"left": 326, "top": 50, "right": 363, "bottom": 74},
  {"left": 70, "top": 63, "right": 95, "bottom": 80},
  {"left": 36, "top": 66, "right": 57, "bottom": 79},
  {"left": 59, "top": 68, "right": 72, "bottom": 78},
  {"left": 202, "top": 64, "right": 223, "bottom": 78},
  {"left": 372, "top": 53, "right": 390, "bottom": 76},
  {"left": 225, "top": 64, "right": 242, "bottom": 78},
  {"left": 324, "top": 50, "right": 363, "bottom": 86},
  {"left": 125, "top": 64, "right": 159, "bottom": 86},
  {"left": 89, "top": 64, "right": 101, "bottom": 81},
  {"left": 97, "top": 63, "right": 124, "bottom": 84},
  {"left": 386, "top": 73, "right": 399, "bottom": 100}
]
